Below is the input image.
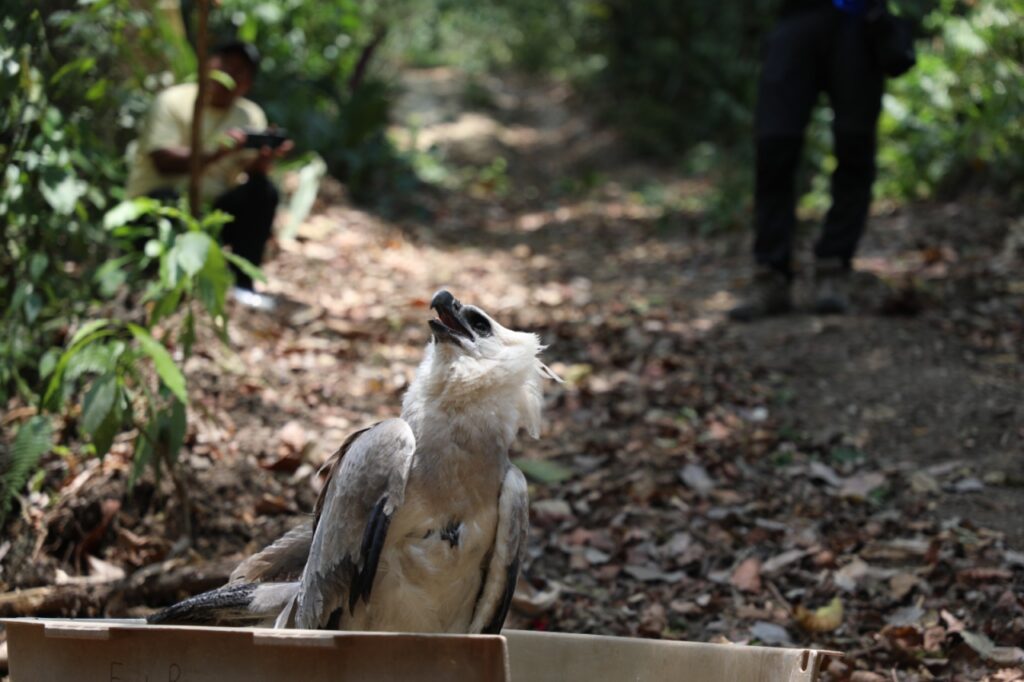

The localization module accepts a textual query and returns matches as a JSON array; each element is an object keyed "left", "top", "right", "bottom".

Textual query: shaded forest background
[
  {"left": 3, "top": 0, "right": 1022, "bottom": 424},
  {"left": 1, "top": 0, "right": 1023, "bottom": 679}
]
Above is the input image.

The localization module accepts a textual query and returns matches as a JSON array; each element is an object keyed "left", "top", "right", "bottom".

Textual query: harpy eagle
[{"left": 149, "top": 290, "right": 560, "bottom": 633}]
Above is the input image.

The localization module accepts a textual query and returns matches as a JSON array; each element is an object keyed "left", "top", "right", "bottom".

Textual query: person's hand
[
  {"left": 247, "top": 138, "right": 294, "bottom": 175},
  {"left": 204, "top": 128, "right": 246, "bottom": 166},
  {"left": 224, "top": 128, "right": 247, "bottom": 149}
]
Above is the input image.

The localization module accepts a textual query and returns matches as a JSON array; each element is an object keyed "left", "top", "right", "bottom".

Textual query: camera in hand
[{"left": 242, "top": 128, "right": 289, "bottom": 150}]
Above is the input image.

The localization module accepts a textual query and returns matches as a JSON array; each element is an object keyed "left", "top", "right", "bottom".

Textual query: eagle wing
[
  {"left": 469, "top": 464, "right": 529, "bottom": 634},
  {"left": 274, "top": 418, "right": 416, "bottom": 629},
  {"left": 230, "top": 426, "right": 376, "bottom": 585},
  {"left": 229, "top": 522, "right": 313, "bottom": 584}
]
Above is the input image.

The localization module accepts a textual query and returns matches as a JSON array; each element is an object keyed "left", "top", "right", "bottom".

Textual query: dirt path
[
  {"left": 390, "top": 68, "right": 1024, "bottom": 546},
  {"left": 3, "top": 70, "right": 1021, "bottom": 680}
]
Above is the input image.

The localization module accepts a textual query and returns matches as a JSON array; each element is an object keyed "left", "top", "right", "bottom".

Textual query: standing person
[
  {"left": 730, "top": 0, "right": 885, "bottom": 321},
  {"left": 126, "top": 40, "right": 292, "bottom": 310}
]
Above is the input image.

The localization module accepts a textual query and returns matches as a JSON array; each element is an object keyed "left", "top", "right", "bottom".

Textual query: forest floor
[{"left": 2, "top": 70, "right": 1022, "bottom": 680}]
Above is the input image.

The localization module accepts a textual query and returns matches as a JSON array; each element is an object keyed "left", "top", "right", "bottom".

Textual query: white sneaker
[{"left": 230, "top": 286, "right": 277, "bottom": 312}]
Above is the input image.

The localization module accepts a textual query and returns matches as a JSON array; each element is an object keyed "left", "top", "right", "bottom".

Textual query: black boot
[{"left": 729, "top": 267, "right": 792, "bottom": 321}]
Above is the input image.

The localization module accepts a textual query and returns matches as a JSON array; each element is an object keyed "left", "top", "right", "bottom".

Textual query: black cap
[{"left": 211, "top": 40, "right": 261, "bottom": 72}]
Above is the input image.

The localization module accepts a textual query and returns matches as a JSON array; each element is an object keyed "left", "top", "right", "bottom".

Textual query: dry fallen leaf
[
  {"left": 839, "top": 472, "right": 886, "bottom": 500},
  {"left": 834, "top": 558, "right": 870, "bottom": 592},
  {"left": 277, "top": 420, "right": 308, "bottom": 452},
  {"left": 622, "top": 564, "right": 685, "bottom": 583},
  {"left": 679, "top": 463, "right": 715, "bottom": 495},
  {"left": 255, "top": 494, "right": 292, "bottom": 515},
  {"left": 957, "top": 567, "right": 1013, "bottom": 584},
  {"left": 888, "top": 572, "right": 919, "bottom": 601},
  {"left": 849, "top": 672, "right": 887, "bottom": 682},
  {"left": 761, "top": 549, "right": 808, "bottom": 576},
  {"left": 730, "top": 557, "right": 762, "bottom": 594},
  {"left": 809, "top": 461, "right": 844, "bottom": 488},
  {"left": 886, "top": 604, "right": 925, "bottom": 627},
  {"left": 3, "top": 76, "right": 1022, "bottom": 682},
  {"left": 638, "top": 602, "right": 667, "bottom": 637},
  {"left": 795, "top": 597, "right": 844, "bottom": 632},
  {"left": 749, "top": 621, "right": 792, "bottom": 645},
  {"left": 941, "top": 609, "right": 967, "bottom": 634},
  {"left": 961, "top": 630, "right": 1024, "bottom": 665},
  {"left": 923, "top": 625, "right": 947, "bottom": 653}
]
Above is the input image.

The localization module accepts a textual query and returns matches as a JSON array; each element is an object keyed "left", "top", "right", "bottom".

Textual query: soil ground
[{"left": 2, "top": 70, "right": 1022, "bottom": 680}]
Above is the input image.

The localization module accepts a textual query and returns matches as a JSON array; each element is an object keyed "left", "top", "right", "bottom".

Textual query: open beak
[{"left": 429, "top": 289, "right": 473, "bottom": 343}]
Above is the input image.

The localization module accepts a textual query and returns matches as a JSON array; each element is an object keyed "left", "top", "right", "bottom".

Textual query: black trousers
[
  {"left": 149, "top": 174, "right": 278, "bottom": 290},
  {"left": 753, "top": 4, "right": 883, "bottom": 275},
  {"left": 213, "top": 173, "right": 278, "bottom": 290}
]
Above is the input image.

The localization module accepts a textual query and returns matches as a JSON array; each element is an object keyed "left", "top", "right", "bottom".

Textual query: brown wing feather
[
  {"left": 276, "top": 418, "right": 416, "bottom": 630},
  {"left": 312, "top": 423, "right": 379, "bottom": 530},
  {"left": 230, "top": 422, "right": 382, "bottom": 585}
]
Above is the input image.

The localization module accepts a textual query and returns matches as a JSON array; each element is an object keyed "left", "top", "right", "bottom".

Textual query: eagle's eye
[{"left": 465, "top": 310, "right": 492, "bottom": 337}]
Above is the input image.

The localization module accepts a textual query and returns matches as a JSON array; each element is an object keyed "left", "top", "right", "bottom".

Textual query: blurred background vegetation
[{"left": 1, "top": 0, "right": 1021, "bottom": 523}]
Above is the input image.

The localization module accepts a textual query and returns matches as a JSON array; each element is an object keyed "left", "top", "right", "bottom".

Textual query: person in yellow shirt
[{"left": 126, "top": 40, "right": 291, "bottom": 309}]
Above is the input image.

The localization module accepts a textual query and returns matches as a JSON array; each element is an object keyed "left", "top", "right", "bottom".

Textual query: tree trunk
[
  {"left": 348, "top": 26, "right": 389, "bottom": 93},
  {"left": 188, "top": 0, "right": 210, "bottom": 218}
]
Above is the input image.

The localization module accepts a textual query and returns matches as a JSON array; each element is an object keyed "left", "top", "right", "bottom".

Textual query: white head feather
[{"left": 401, "top": 293, "right": 560, "bottom": 453}]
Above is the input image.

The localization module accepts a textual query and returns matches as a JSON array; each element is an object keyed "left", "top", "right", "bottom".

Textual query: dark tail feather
[{"left": 147, "top": 582, "right": 260, "bottom": 625}]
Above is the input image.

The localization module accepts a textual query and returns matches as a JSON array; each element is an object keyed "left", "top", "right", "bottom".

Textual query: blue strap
[{"left": 832, "top": 0, "right": 868, "bottom": 14}]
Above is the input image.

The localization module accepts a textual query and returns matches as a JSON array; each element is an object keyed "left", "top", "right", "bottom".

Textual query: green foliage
[
  {"left": 397, "top": 0, "right": 589, "bottom": 76},
  {"left": 878, "top": 0, "right": 1024, "bottom": 200},
  {"left": 0, "top": 4, "right": 170, "bottom": 405},
  {"left": 0, "top": 416, "right": 55, "bottom": 527},
  {"left": 41, "top": 202, "right": 241, "bottom": 473},
  {"left": 217, "top": 0, "right": 415, "bottom": 202},
  {"left": 409, "top": 0, "right": 1014, "bottom": 214},
  {"left": 586, "top": 0, "right": 1022, "bottom": 207},
  {"left": 578, "top": 0, "right": 777, "bottom": 158}
]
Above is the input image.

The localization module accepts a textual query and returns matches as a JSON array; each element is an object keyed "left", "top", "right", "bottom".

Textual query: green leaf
[
  {"left": 197, "top": 242, "right": 231, "bottom": 317},
  {"left": 160, "top": 242, "right": 182, "bottom": 290},
  {"left": 209, "top": 68, "right": 237, "bottom": 91},
  {"left": 65, "top": 341, "right": 122, "bottom": 383},
  {"left": 127, "top": 324, "right": 187, "bottom": 404},
  {"left": 68, "top": 319, "right": 111, "bottom": 348},
  {"left": 91, "top": 399, "right": 122, "bottom": 459},
  {"left": 201, "top": 209, "right": 233, "bottom": 234},
  {"left": 223, "top": 251, "right": 267, "bottom": 284},
  {"left": 103, "top": 198, "right": 160, "bottom": 230},
  {"left": 80, "top": 373, "right": 118, "bottom": 435},
  {"left": 50, "top": 56, "right": 96, "bottom": 85},
  {"left": 23, "top": 292, "right": 42, "bottom": 323},
  {"left": 149, "top": 286, "right": 184, "bottom": 326},
  {"left": 129, "top": 420, "right": 156, "bottom": 489},
  {"left": 282, "top": 155, "right": 327, "bottom": 239},
  {"left": 41, "top": 323, "right": 115, "bottom": 411},
  {"left": 8, "top": 282, "right": 28, "bottom": 314},
  {"left": 179, "top": 308, "right": 196, "bottom": 357},
  {"left": 144, "top": 239, "right": 164, "bottom": 259},
  {"left": 28, "top": 253, "right": 48, "bottom": 280},
  {"left": 513, "top": 458, "right": 574, "bottom": 484},
  {"left": 175, "top": 231, "right": 212, "bottom": 276},
  {"left": 39, "top": 173, "right": 88, "bottom": 215},
  {"left": 1, "top": 416, "right": 53, "bottom": 525},
  {"left": 85, "top": 79, "right": 107, "bottom": 101},
  {"left": 166, "top": 397, "right": 187, "bottom": 461},
  {"left": 38, "top": 348, "right": 61, "bottom": 380},
  {"left": 94, "top": 257, "right": 131, "bottom": 298}
]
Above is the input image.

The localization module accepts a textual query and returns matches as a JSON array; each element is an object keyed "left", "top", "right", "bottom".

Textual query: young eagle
[{"left": 149, "top": 290, "right": 560, "bottom": 633}]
